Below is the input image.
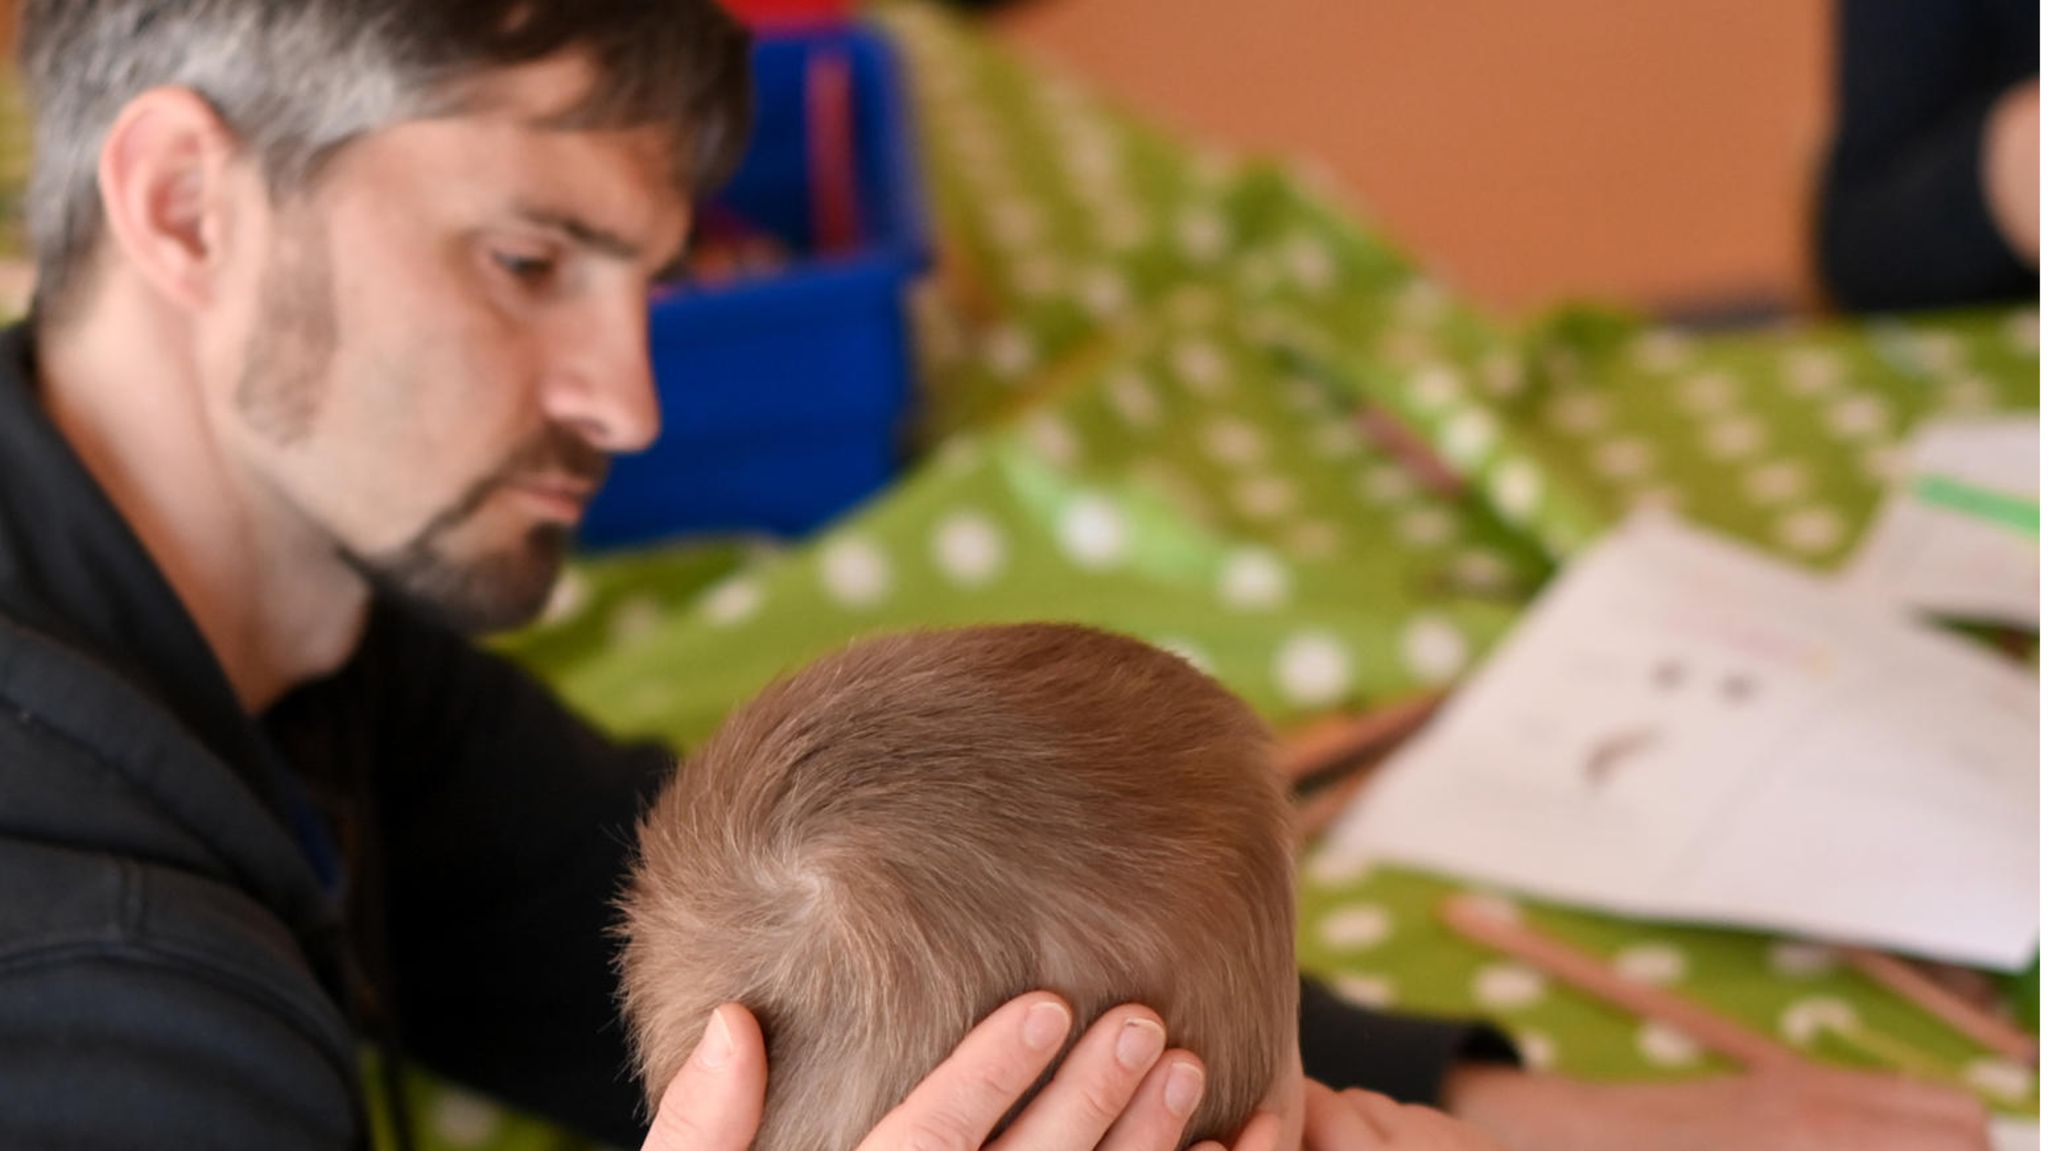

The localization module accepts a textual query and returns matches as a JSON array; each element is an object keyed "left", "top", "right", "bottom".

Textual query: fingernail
[
  {"left": 1164, "top": 1060, "right": 1205, "bottom": 1118},
  {"left": 696, "top": 1008, "right": 735, "bottom": 1070},
  {"left": 1115, "top": 1018, "right": 1167, "bottom": 1071},
  {"left": 1023, "top": 1000, "right": 1072, "bottom": 1052}
]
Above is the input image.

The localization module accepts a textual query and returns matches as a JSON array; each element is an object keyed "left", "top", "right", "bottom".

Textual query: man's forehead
[
  {"left": 458, "top": 51, "right": 609, "bottom": 124},
  {"left": 341, "top": 74, "right": 694, "bottom": 259},
  {"left": 456, "top": 55, "right": 689, "bottom": 170},
  {"left": 404, "top": 51, "right": 694, "bottom": 192}
]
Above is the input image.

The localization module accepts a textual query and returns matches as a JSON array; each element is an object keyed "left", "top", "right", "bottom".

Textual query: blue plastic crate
[{"left": 580, "top": 24, "right": 929, "bottom": 548}]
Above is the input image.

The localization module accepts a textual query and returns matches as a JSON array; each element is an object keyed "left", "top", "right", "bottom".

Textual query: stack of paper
[
  {"left": 1325, "top": 515, "right": 2039, "bottom": 970},
  {"left": 1843, "top": 416, "right": 2039, "bottom": 627}
]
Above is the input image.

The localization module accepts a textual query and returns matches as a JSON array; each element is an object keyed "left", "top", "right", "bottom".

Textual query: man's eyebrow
[{"left": 514, "top": 205, "right": 648, "bottom": 263}]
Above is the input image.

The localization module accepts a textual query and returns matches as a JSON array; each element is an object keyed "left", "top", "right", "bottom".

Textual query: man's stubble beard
[
  {"left": 340, "top": 425, "right": 605, "bottom": 634},
  {"left": 235, "top": 212, "right": 606, "bottom": 635}
]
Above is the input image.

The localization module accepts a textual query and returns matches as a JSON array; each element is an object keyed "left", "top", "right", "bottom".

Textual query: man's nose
[{"left": 539, "top": 298, "right": 662, "bottom": 455}]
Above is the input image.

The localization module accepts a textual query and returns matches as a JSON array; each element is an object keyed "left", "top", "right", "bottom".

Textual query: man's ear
[{"left": 96, "top": 86, "right": 251, "bottom": 313}]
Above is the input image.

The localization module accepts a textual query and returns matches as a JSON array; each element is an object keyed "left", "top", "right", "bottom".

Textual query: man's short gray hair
[{"left": 20, "top": 0, "right": 753, "bottom": 322}]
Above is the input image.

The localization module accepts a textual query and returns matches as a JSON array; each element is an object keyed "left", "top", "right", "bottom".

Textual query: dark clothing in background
[
  {"left": 0, "top": 320, "right": 1508, "bottom": 1147},
  {"left": 1818, "top": 0, "right": 2039, "bottom": 312},
  {"left": 1299, "top": 979, "right": 1519, "bottom": 1104}
]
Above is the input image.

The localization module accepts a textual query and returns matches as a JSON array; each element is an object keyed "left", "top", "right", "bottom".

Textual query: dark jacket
[
  {"left": 0, "top": 321, "right": 669, "bottom": 1147},
  {"left": 0, "top": 322, "right": 1504, "bottom": 1148}
]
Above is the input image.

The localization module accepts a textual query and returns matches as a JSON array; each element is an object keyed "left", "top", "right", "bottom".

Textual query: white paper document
[
  {"left": 1327, "top": 516, "right": 2040, "bottom": 970},
  {"left": 1991, "top": 1118, "right": 2040, "bottom": 1151},
  {"left": 1841, "top": 416, "right": 2039, "bottom": 627}
]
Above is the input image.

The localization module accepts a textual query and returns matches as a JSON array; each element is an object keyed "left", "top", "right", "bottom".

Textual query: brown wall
[
  {"left": 996, "top": 0, "right": 1834, "bottom": 318},
  {"left": 0, "top": 3, "right": 1834, "bottom": 317}
]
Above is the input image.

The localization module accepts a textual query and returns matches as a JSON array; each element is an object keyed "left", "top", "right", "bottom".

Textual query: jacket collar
[{"left": 0, "top": 320, "right": 296, "bottom": 820}]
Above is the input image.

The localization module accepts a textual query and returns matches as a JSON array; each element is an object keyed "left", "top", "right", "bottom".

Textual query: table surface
[
  {"left": 0, "top": 7, "right": 2028, "bottom": 1147},
  {"left": 438, "top": 9, "right": 2034, "bottom": 1146}
]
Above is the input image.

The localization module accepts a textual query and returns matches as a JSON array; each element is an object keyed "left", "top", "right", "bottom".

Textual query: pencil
[
  {"left": 1439, "top": 893, "right": 1804, "bottom": 1070},
  {"left": 1841, "top": 947, "right": 2040, "bottom": 1066},
  {"left": 1279, "top": 692, "right": 1444, "bottom": 793},
  {"left": 1296, "top": 772, "right": 1372, "bottom": 846}
]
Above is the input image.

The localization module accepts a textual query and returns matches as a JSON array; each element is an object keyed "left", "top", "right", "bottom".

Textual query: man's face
[{"left": 210, "top": 55, "right": 690, "bottom": 632}]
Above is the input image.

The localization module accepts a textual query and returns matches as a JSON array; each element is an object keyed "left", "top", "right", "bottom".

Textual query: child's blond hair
[{"left": 620, "top": 624, "right": 1298, "bottom": 1149}]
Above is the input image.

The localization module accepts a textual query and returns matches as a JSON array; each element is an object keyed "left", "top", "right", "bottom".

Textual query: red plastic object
[
  {"left": 807, "top": 50, "right": 862, "bottom": 255},
  {"left": 721, "top": 0, "right": 852, "bottom": 29}
]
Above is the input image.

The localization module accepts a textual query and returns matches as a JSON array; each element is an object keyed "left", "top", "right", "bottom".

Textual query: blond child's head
[{"left": 620, "top": 624, "right": 1300, "bottom": 1150}]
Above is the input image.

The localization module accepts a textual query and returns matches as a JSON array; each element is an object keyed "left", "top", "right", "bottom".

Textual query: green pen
[{"left": 1911, "top": 474, "right": 2040, "bottom": 539}]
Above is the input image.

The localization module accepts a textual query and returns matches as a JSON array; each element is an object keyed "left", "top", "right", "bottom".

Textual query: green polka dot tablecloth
[
  {"left": 0, "top": 71, "right": 29, "bottom": 262},
  {"left": 506, "top": 293, "right": 1538, "bottom": 750},
  {"left": 1285, "top": 301, "right": 2044, "bottom": 570},
  {"left": 383, "top": 3, "right": 2037, "bottom": 1147},
  {"left": 1296, "top": 860, "right": 2040, "bottom": 1106},
  {"left": 0, "top": 2, "right": 2021, "bottom": 1146},
  {"left": 0, "top": 8, "right": 2015, "bottom": 1149}
]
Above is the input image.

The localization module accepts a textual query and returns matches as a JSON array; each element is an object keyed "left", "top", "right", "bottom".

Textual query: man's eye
[{"left": 493, "top": 251, "right": 556, "bottom": 286}]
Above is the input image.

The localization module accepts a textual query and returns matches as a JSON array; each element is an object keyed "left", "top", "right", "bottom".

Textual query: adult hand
[
  {"left": 1303, "top": 1079, "right": 1507, "bottom": 1150},
  {"left": 1443, "top": 1062, "right": 1992, "bottom": 1151},
  {"left": 1984, "top": 79, "right": 2040, "bottom": 265},
  {"left": 641, "top": 992, "right": 1286, "bottom": 1151}
]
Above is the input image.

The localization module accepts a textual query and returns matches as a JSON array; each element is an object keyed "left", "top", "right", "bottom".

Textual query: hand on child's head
[
  {"left": 1301, "top": 1080, "right": 1507, "bottom": 1151},
  {"left": 639, "top": 994, "right": 1293, "bottom": 1151}
]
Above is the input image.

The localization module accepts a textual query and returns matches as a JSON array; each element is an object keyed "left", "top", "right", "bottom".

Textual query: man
[{"left": 0, "top": 1, "right": 1996, "bottom": 1148}]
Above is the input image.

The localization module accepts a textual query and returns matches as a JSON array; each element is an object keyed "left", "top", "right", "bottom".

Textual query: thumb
[
  {"left": 642, "top": 1003, "right": 769, "bottom": 1151},
  {"left": 1301, "top": 1080, "right": 1390, "bottom": 1150}
]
